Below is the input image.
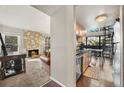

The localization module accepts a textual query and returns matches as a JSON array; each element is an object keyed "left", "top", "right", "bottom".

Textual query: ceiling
[
  {"left": 76, "top": 5, "right": 120, "bottom": 31},
  {"left": 32, "top": 5, "right": 63, "bottom": 16},
  {"left": 32, "top": 5, "right": 120, "bottom": 32},
  {"left": 0, "top": 6, "right": 50, "bottom": 34}
]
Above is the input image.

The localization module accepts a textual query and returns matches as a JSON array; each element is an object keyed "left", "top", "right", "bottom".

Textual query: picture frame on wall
[{"left": 5, "top": 35, "right": 18, "bottom": 52}]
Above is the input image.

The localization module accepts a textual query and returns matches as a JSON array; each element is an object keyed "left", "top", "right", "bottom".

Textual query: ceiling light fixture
[{"left": 95, "top": 14, "right": 108, "bottom": 22}]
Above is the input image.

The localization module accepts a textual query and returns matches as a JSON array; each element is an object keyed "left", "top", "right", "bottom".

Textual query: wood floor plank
[
  {"left": 77, "top": 57, "right": 115, "bottom": 87},
  {"left": 42, "top": 80, "right": 61, "bottom": 87}
]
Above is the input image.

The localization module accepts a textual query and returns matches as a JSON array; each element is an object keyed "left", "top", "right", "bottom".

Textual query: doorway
[{"left": 75, "top": 5, "right": 121, "bottom": 87}]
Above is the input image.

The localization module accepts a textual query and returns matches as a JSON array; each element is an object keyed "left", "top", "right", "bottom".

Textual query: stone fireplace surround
[
  {"left": 24, "top": 31, "right": 41, "bottom": 50},
  {"left": 24, "top": 31, "right": 50, "bottom": 57},
  {"left": 24, "top": 31, "right": 41, "bottom": 58}
]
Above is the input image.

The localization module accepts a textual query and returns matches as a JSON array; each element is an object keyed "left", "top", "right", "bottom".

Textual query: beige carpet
[
  {"left": 83, "top": 67, "right": 99, "bottom": 80},
  {"left": 0, "top": 59, "right": 50, "bottom": 87}
]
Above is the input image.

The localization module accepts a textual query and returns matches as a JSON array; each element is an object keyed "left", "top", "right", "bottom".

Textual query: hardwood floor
[
  {"left": 42, "top": 80, "right": 61, "bottom": 87},
  {"left": 77, "top": 75, "right": 114, "bottom": 87},
  {"left": 77, "top": 57, "right": 115, "bottom": 87}
]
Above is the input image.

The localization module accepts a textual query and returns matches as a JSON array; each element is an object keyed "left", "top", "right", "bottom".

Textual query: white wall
[
  {"left": 0, "top": 5, "right": 50, "bottom": 34},
  {"left": 51, "top": 6, "right": 76, "bottom": 86},
  {"left": 0, "top": 24, "right": 25, "bottom": 55},
  {"left": 0, "top": 5, "right": 50, "bottom": 55}
]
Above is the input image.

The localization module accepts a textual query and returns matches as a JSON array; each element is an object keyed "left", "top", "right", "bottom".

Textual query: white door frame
[{"left": 120, "top": 5, "right": 124, "bottom": 87}]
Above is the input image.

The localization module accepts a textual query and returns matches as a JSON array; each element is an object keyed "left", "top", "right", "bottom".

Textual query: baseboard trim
[
  {"left": 40, "top": 79, "right": 51, "bottom": 87},
  {"left": 50, "top": 76, "right": 66, "bottom": 87}
]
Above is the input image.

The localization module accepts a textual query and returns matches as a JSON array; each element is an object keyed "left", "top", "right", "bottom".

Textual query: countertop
[{"left": 76, "top": 49, "right": 89, "bottom": 56}]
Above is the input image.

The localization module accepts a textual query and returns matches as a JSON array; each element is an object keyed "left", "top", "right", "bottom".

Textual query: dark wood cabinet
[{"left": 0, "top": 54, "right": 26, "bottom": 79}]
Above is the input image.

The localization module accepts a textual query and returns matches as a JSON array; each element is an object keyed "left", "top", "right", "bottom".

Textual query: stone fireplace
[{"left": 28, "top": 49, "right": 39, "bottom": 58}]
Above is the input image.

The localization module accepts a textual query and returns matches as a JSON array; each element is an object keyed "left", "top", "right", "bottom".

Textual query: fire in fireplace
[{"left": 28, "top": 49, "right": 39, "bottom": 57}]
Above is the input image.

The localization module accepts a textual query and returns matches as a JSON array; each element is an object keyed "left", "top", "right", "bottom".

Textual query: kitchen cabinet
[{"left": 82, "top": 51, "right": 90, "bottom": 73}]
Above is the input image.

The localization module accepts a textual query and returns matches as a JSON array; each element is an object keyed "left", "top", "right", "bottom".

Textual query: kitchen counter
[
  {"left": 76, "top": 49, "right": 90, "bottom": 80},
  {"left": 76, "top": 49, "right": 89, "bottom": 56}
]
